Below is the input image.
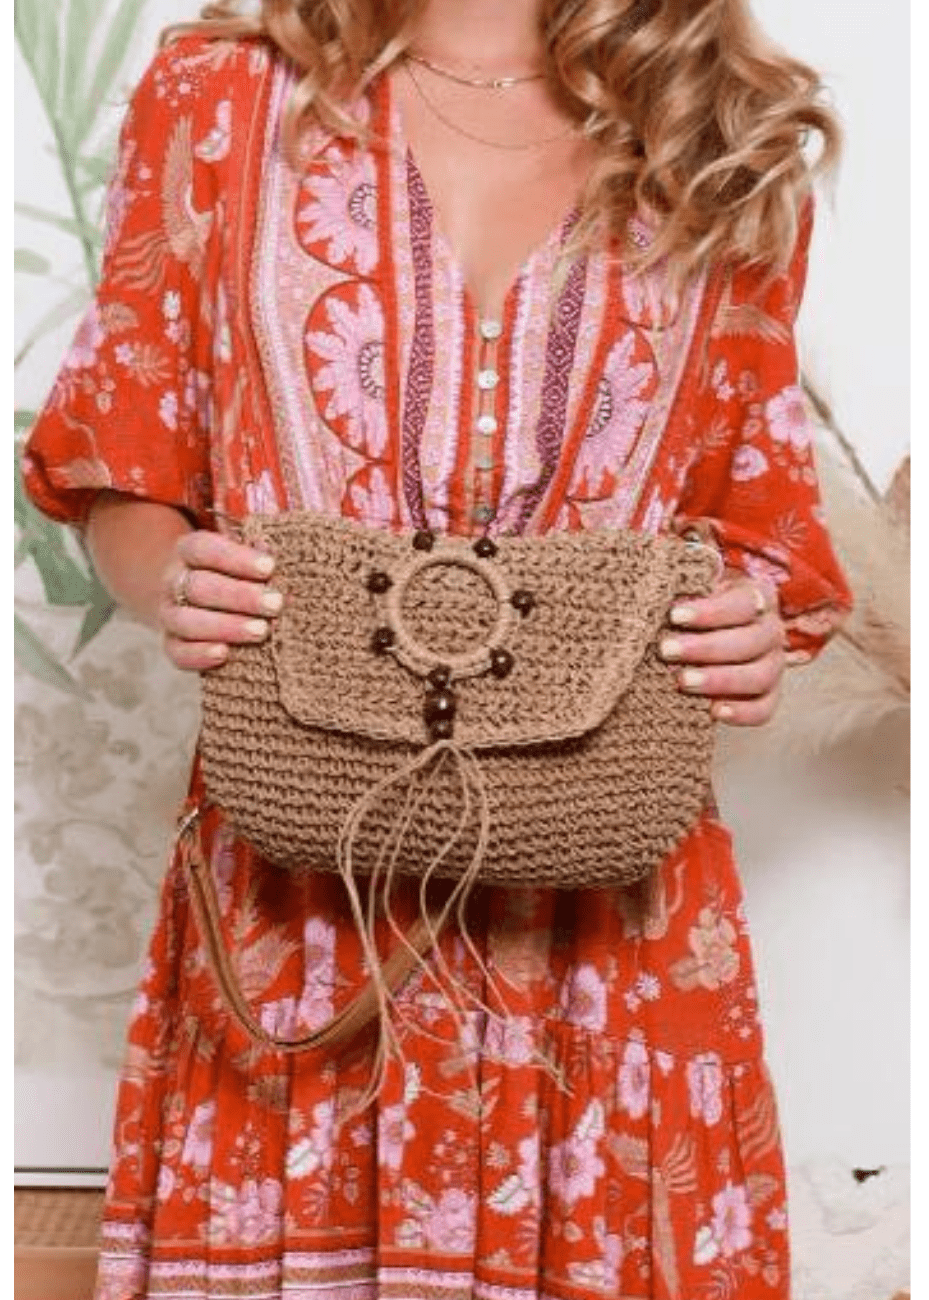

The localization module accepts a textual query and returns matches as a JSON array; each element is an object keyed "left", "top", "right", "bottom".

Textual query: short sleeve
[
  {"left": 22, "top": 41, "right": 216, "bottom": 529},
  {"left": 674, "top": 202, "right": 853, "bottom": 663}
]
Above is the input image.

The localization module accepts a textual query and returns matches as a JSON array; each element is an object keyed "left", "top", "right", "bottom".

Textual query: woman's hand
[
  {"left": 159, "top": 530, "right": 283, "bottom": 672},
  {"left": 658, "top": 572, "right": 786, "bottom": 726}
]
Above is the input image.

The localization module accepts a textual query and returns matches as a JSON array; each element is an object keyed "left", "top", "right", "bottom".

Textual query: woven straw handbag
[{"left": 182, "top": 512, "right": 721, "bottom": 1058}]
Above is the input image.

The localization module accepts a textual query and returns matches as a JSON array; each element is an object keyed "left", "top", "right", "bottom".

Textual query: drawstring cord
[{"left": 179, "top": 739, "right": 568, "bottom": 1107}]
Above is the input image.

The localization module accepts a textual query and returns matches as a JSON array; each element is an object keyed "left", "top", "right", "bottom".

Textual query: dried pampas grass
[{"left": 726, "top": 378, "right": 909, "bottom": 762}]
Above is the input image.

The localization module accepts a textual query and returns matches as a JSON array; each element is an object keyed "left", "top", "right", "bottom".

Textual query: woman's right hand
[{"left": 158, "top": 530, "right": 283, "bottom": 672}]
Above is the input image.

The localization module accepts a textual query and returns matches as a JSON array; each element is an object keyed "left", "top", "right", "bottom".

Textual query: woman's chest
[{"left": 216, "top": 64, "right": 713, "bottom": 537}]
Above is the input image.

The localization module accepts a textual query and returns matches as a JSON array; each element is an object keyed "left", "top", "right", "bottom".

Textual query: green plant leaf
[
  {"left": 72, "top": 592, "right": 117, "bottom": 656},
  {"left": 15, "top": 248, "right": 52, "bottom": 274},
  {"left": 15, "top": 283, "right": 91, "bottom": 368},
  {"left": 13, "top": 0, "right": 41, "bottom": 68},
  {"left": 70, "top": 0, "right": 149, "bottom": 150},
  {"left": 18, "top": 524, "right": 94, "bottom": 607},
  {"left": 15, "top": 0, "right": 63, "bottom": 120},
  {"left": 15, "top": 613, "right": 86, "bottom": 697},
  {"left": 75, "top": 152, "right": 114, "bottom": 190},
  {"left": 61, "top": 0, "right": 100, "bottom": 148},
  {"left": 15, "top": 409, "right": 38, "bottom": 434},
  {"left": 15, "top": 200, "right": 103, "bottom": 245},
  {"left": 14, "top": 461, "right": 94, "bottom": 606}
]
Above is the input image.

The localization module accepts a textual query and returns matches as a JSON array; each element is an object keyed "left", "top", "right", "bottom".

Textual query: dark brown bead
[
  {"left": 429, "top": 717, "right": 455, "bottom": 741},
  {"left": 511, "top": 588, "right": 535, "bottom": 616},
  {"left": 412, "top": 530, "right": 435, "bottom": 552},
  {"left": 423, "top": 689, "right": 457, "bottom": 727},
  {"left": 371, "top": 626, "right": 395, "bottom": 654},
  {"left": 427, "top": 664, "right": 453, "bottom": 690},
  {"left": 367, "top": 570, "right": 392, "bottom": 594},
  {"left": 473, "top": 536, "right": 498, "bottom": 559},
  {"left": 489, "top": 648, "right": 515, "bottom": 679}
]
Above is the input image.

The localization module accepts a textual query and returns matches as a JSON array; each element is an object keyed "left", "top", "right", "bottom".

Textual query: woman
[{"left": 23, "top": 0, "right": 852, "bottom": 1296}]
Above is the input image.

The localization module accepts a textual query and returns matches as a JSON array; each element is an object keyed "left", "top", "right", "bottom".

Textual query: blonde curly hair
[{"left": 167, "top": 0, "right": 839, "bottom": 285}]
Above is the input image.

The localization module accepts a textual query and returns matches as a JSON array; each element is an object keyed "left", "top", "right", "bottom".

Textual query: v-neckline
[{"left": 383, "top": 70, "right": 580, "bottom": 323}]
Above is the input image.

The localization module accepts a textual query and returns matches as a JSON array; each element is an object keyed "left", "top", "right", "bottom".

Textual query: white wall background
[
  {"left": 15, "top": 0, "right": 909, "bottom": 1261},
  {"left": 759, "top": 0, "right": 910, "bottom": 494}
]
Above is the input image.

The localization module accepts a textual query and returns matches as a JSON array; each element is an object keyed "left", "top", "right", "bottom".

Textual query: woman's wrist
[{"left": 85, "top": 491, "right": 194, "bottom": 629}]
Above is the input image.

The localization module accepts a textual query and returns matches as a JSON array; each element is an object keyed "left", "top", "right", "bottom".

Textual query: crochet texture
[{"left": 200, "top": 513, "right": 718, "bottom": 889}]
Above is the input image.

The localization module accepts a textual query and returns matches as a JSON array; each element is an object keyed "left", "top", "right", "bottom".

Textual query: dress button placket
[{"left": 473, "top": 318, "right": 503, "bottom": 528}]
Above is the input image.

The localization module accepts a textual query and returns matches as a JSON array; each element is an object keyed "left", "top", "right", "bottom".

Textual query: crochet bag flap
[
  {"left": 198, "top": 511, "right": 720, "bottom": 890},
  {"left": 255, "top": 514, "right": 713, "bottom": 748}
]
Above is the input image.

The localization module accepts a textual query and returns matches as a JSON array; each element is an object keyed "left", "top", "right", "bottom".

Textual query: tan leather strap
[{"left": 176, "top": 806, "right": 435, "bottom": 1054}]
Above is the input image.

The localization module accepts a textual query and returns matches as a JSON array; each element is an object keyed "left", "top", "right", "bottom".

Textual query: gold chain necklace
[
  {"left": 405, "top": 49, "right": 545, "bottom": 91},
  {"left": 403, "top": 58, "right": 579, "bottom": 154}
]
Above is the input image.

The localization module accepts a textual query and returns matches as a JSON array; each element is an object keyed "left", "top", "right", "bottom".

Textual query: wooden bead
[
  {"left": 423, "top": 689, "right": 457, "bottom": 727},
  {"left": 489, "top": 648, "right": 515, "bottom": 679},
  {"left": 412, "top": 530, "right": 435, "bottom": 552},
  {"left": 367, "top": 570, "right": 392, "bottom": 594},
  {"left": 427, "top": 664, "right": 453, "bottom": 690},
  {"left": 511, "top": 589, "right": 535, "bottom": 616},
  {"left": 371, "top": 626, "right": 395, "bottom": 654},
  {"left": 473, "top": 536, "right": 498, "bottom": 559}
]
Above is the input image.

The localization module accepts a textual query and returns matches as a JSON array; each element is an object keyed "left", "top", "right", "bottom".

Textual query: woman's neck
[{"left": 410, "top": 0, "right": 545, "bottom": 78}]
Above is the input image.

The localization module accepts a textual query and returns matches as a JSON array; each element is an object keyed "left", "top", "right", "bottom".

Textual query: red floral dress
[{"left": 24, "top": 34, "right": 852, "bottom": 1300}]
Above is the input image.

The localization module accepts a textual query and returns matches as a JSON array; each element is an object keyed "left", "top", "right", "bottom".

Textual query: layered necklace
[
  {"left": 404, "top": 49, "right": 544, "bottom": 91},
  {"left": 402, "top": 49, "right": 580, "bottom": 152}
]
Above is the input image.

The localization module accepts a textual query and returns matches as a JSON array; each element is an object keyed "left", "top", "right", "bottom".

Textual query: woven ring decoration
[{"left": 374, "top": 540, "right": 519, "bottom": 680}]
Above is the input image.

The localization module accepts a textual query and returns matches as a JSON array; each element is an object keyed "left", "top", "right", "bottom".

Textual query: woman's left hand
[{"left": 658, "top": 572, "right": 787, "bottom": 726}]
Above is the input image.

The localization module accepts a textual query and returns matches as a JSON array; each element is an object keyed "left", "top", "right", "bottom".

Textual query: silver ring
[{"left": 173, "top": 565, "right": 193, "bottom": 607}]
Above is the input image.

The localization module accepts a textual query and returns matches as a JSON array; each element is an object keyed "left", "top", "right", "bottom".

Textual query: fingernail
[
  {"left": 659, "top": 637, "right": 684, "bottom": 661},
  {"left": 714, "top": 703, "right": 735, "bottom": 721},
  {"left": 254, "top": 554, "right": 275, "bottom": 577},
  {"left": 245, "top": 618, "right": 269, "bottom": 639},
  {"left": 260, "top": 589, "right": 284, "bottom": 615},
  {"left": 208, "top": 644, "right": 228, "bottom": 662},
  {"left": 680, "top": 668, "right": 705, "bottom": 690},
  {"left": 669, "top": 605, "right": 697, "bottom": 626}
]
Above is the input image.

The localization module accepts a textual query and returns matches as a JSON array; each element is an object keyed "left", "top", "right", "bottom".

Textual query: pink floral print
[
  {"left": 687, "top": 1052, "right": 725, "bottom": 1126},
  {"left": 285, "top": 1100, "right": 337, "bottom": 1180},
  {"left": 732, "top": 444, "right": 770, "bottom": 481},
  {"left": 559, "top": 963, "right": 608, "bottom": 1031},
  {"left": 618, "top": 1038, "right": 651, "bottom": 1119},
  {"left": 712, "top": 1182, "right": 754, "bottom": 1256},
  {"left": 297, "top": 146, "right": 379, "bottom": 275},
  {"left": 548, "top": 1101, "right": 606, "bottom": 1207},
  {"left": 64, "top": 304, "right": 105, "bottom": 370},
  {"left": 398, "top": 1184, "right": 477, "bottom": 1253},
  {"left": 180, "top": 1100, "right": 216, "bottom": 1169},
  {"left": 379, "top": 1100, "right": 416, "bottom": 1172},
  {"left": 207, "top": 1177, "right": 284, "bottom": 1247},
  {"left": 766, "top": 384, "right": 812, "bottom": 454},
  {"left": 306, "top": 283, "right": 388, "bottom": 456},
  {"left": 576, "top": 331, "right": 655, "bottom": 486},
  {"left": 686, "top": 908, "right": 742, "bottom": 990}
]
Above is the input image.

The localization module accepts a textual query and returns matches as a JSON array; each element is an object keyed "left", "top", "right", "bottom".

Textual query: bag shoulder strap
[{"left": 176, "top": 806, "right": 433, "bottom": 1055}]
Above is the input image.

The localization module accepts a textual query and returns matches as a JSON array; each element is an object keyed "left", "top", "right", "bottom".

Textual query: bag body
[{"left": 199, "top": 512, "right": 719, "bottom": 890}]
